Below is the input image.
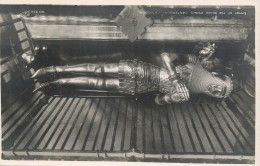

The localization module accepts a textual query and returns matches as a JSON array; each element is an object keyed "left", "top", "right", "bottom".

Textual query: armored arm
[{"left": 155, "top": 53, "right": 190, "bottom": 105}]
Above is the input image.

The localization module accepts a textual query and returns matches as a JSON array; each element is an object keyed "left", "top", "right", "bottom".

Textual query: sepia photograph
[{"left": 0, "top": 3, "right": 257, "bottom": 165}]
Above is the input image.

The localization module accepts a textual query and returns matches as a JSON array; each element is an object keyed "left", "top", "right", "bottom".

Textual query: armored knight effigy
[{"left": 31, "top": 43, "right": 233, "bottom": 105}]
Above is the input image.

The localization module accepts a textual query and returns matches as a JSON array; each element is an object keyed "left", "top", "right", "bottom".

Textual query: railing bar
[
  {"left": 61, "top": 98, "right": 87, "bottom": 150},
  {"left": 2, "top": 83, "right": 35, "bottom": 112},
  {"left": 130, "top": 99, "right": 138, "bottom": 150},
  {"left": 229, "top": 97, "right": 255, "bottom": 124},
  {"left": 51, "top": 98, "right": 81, "bottom": 149},
  {"left": 2, "top": 92, "right": 42, "bottom": 133},
  {"left": 245, "top": 79, "right": 254, "bottom": 89},
  {"left": 1, "top": 69, "right": 8, "bottom": 76},
  {"left": 179, "top": 104, "right": 197, "bottom": 152},
  {"left": 206, "top": 104, "right": 235, "bottom": 153},
  {"left": 227, "top": 99, "right": 254, "bottom": 129},
  {"left": 192, "top": 103, "right": 216, "bottom": 153},
  {"left": 165, "top": 107, "right": 176, "bottom": 152},
  {"left": 1, "top": 56, "right": 10, "bottom": 64},
  {"left": 16, "top": 28, "right": 26, "bottom": 34},
  {"left": 150, "top": 104, "right": 156, "bottom": 151},
  {"left": 82, "top": 99, "right": 102, "bottom": 150},
  {"left": 2, "top": 93, "right": 43, "bottom": 140},
  {"left": 16, "top": 38, "right": 29, "bottom": 47},
  {"left": 2, "top": 91, "right": 36, "bottom": 123},
  {"left": 70, "top": 98, "right": 94, "bottom": 150},
  {"left": 91, "top": 100, "right": 107, "bottom": 151},
  {"left": 218, "top": 104, "right": 254, "bottom": 151},
  {"left": 43, "top": 98, "right": 75, "bottom": 149},
  {"left": 120, "top": 100, "right": 128, "bottom": 151},
  {"left": 110, "top": 99, "right": 121, "bottom": 151},
  {"left": 33, "top": 98, "right": 69, "bottom": 149},
  {"left": 158, "top": 105, "right": 165, "bottom": 153},
  {"left": 100, "top": 99, "right": 114, "bottom": 151},
  {"left": 170, "top": 104, "right": 185, "bottom": 152},
  {"left": 90, "top": 99, "right": 108, "bottom": 151},
  {"left": 184, "top": 103, "right": 205, "bottom": 153},
  {"left": 21, "top": 18, "right": 36, "bottom": 55},
  {"left": 18, "top": 47, "right": 31, "bottom": 56},
  {"left": 235, "top": 92, "right": 254, "bottom": 114},
  {"left": 29, "top": 98, "right": 67, "bottom": 149},
  {"left": 208, "top": 103, "right": 243, "bottom": 154},
  {"left": 24, "top": 98, "right": 63, "bottom": 149},
  {"left": 199, "top": 104, "right": 226, "bottom": 153},
  {"left": 13, "top": 98, "right": 55, "bottom": 150},
  {"left": 142, "top": 104, "right": 146, "bottom": 152},
  {"left": 220, "top": 102, "right": 254, "bottom": 144},
  {"left": 213, "top": 104, "right": 247, "bottom": 153},
  {"left": 2, "top": 71, "right": 30, "bottom": 90},
  {"left": 0, "top": 18, "right": 22, "bottom": 27}
]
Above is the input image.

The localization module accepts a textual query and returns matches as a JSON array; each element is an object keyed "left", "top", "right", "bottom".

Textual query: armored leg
[
  {"left": 31, "top": 63, "right": 119, "bottom": 78},
  {"left": 33, "top": 76, "right": 120, "bottom": 92}
]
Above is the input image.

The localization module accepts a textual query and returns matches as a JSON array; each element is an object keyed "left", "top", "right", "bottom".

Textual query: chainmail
[{"left": 187, "top": 61, "right": 233, "bottom": 97}]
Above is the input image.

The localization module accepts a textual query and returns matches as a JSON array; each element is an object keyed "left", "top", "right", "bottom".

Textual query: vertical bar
[
  {"left": 45, "top": 98, "right": 78, "bottom": 150},
  {"left": 71, "top": 98, "right": 97, "bottom": 150},
  {"left": 112, "top": 99, "right": 128, "bottom": 151},
  {"left": 151, "top": 104, "right": 162, "bottom": 153},
  {"left": 221, "top": 102, "right": 254, "bottom": 145},
  {"left": 136, "top": 102, "right": 144, "bottom": 152},
  {"left": 2, "top": 93, "right": 43, "bottom": 139},
  {"left": 82, "top": 98, "right": 102, "bottom": 150},
  {"left": 119, "top": 100, "right": 128, "bottom": 151},
  {"left": 199, "top": 103, "right": 227, "bottom": 153},
  {"left": 40, "top": 98, "right": 74, "bottom": 149},
  {"left": 52, "top": 98, "right": 81, "bottom": 150},
  {"left": 195, "top": 103, "right": 223, "bottom": 153},
  {"left": 122, "top": 100, "right": 132, "bottom": 151},
  {"left": 103, "top": 99, "right": 120, "bottom": 151},
  {"left": 91, "top": 99, "right": 108, "bottom": 151},
  {"left": 202, "top": 103, "right": 233, "bottom": 153},
  {"left": 17, "top": 97, "right": 62, "bottom": 150},
  {"left": 181, "top": 103, "right": 203, "bottom": 153},
  {"left": 130, "top": 99, "right": 138, "bottom": 150},
  {"left": 71, "top": 98, "right": 94, "bottom": 150},
  {"left": 84, "top": 99, "right": 106, "bottom": 150},
  {"left": 94, "top": 99, "right": 113, "bottom": 151},
  {"left": 216, "top": 104, "right": 253, "bottom": 154},
  {"left": 192, "top": 103, "right": 215, "bottom": 153},
  {"left": 31, "top": 98, "right": 69, "bottom": 149},
  {"left": 166, "top": 105, "right": 184, "bottom": 152},
  {"left": 63, "top": 98, "right": 88, "bottom": 150},
  {"left": 231, "top": 94, "right": 254, "bottom": 121},
  {"left": 144, "top": 103, "right": 154, "bottom": 153},
  {"left": 99, "top": 99, "right": 114, "bottom": 151},
  {"left": 110, "top": 99, "right": 121, "bottom": 151},
  {"left": 12, "top": 97, "right": 54, "bottom": 149},
  {"left": 142, "top": 103, "right": 146, "bottom": 152},
  {"left": 173, "top": 104, "right": 194, "bottom": 152}
]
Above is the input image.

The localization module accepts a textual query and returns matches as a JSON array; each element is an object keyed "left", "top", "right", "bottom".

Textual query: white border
[{"left": 0, "top": 0, "right": 259, "bottom": 166}]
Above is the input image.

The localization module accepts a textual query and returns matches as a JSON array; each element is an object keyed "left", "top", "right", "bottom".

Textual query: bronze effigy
[{"left": 32, "top": 53, "right": 233, "bottom": 105}]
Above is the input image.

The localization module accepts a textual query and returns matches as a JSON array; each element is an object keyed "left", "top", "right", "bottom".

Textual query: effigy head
[
  {"left": 204, "top": 74, "right": 233, "bottom": 98},
  {"left": 187, "top": 61, "right": 233, "bottom": 99}
]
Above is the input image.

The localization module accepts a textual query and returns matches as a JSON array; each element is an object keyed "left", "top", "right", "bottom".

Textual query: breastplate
[{"left": 118, "top": 59, "right": 160, "bottom": 95}]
